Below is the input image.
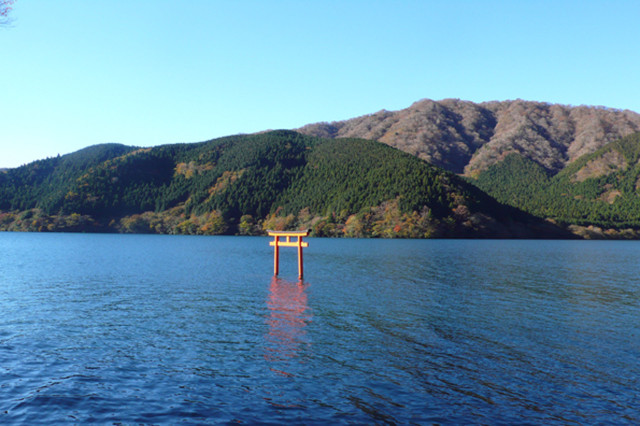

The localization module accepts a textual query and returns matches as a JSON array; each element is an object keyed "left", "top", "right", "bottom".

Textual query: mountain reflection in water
[{"left": 264, "top": 277, "right": 312, "bottom": 376}]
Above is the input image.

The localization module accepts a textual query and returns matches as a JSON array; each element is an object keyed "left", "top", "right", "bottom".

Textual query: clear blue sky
[{"left": 2, "top": 0, "right": 640, "bottom": 168}]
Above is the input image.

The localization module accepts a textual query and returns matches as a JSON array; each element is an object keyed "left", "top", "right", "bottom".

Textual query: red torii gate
[{"left": 268, "top": 230, "right": 309, "bottom": 280}]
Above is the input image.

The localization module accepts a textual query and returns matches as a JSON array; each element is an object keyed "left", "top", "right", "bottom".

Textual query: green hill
[
  {"left": 0, "top": 131, "right": 568, "bottom": 238},
  {"left": 473, "top": 132, "right": 640, "bottom": 236},
  {"left": 0, "top": 143, "right": 137, "bottom": 212}
]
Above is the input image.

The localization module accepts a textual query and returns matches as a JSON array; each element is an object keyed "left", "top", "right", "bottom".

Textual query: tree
[{"left": 0, "top": 0, "right": 15, "bottom": 25}]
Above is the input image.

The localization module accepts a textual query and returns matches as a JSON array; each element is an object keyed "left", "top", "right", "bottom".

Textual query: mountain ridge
[
  {"left": 5, "top": 97, "right": 640, "bottom": 238},
  {"left": 298, "top": 98, "right": 640, "bottom": 176},
  {"left": 0, "top": 131, "right": 568, "bottom": 238}
]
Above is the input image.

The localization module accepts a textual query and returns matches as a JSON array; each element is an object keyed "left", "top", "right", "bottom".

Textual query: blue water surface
[{"left": 1, "top": 233, "right": 640, "bottom": 424}]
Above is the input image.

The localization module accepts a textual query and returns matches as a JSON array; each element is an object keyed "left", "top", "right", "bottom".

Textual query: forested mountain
[
  {"left": 298, "top": 99, "right": 640, "bottom": 176},
  {"left": 0, "top": 131, "right": 567, "bottom": 238},
  {"left": 6, "top": 97, "right": 640, "bottom": 238},
  {"left": 473, "top": 132, "right": 640, "bottom": 237},
  {"left": 0, "top": 143, "right": 138, "bottom": 213}
]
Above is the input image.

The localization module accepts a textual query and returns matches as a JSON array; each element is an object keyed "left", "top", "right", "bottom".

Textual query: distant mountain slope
[
  {"left": 0, "top": 131, "right": 568, "bottom": 238},
  {"left": 298, "top": 99, "right": 640, "bottom": 176},
  {"left": 473, "top": 132, "right": 640, "bottom": 234}
]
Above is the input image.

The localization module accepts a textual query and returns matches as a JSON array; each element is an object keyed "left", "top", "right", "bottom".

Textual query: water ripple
[{"left": 1, "top": 235, "right": 640, "bottom": 423}]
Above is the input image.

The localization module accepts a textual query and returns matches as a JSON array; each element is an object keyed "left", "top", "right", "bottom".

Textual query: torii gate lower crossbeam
[{"left": 268, "top": 230, "right": 309, "bottom": 280}]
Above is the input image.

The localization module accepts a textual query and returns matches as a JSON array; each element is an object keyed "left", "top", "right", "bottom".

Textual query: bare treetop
[{"left": 0, "top": 0, "right": 15, "bottom": 25}]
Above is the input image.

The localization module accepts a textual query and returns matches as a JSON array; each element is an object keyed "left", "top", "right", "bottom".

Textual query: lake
[{"left": 1, "top": 233, "right": 639, "bottom": 424}]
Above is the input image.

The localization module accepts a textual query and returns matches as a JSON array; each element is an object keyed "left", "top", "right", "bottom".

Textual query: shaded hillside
[
  {"left": 473, "top": 132, "right": 640, "bottom": 234},
  {"left": 298, "top": 99, "right": 640, "bottom": 176},
  {"left": 0, "top": 131, "right": 568, "bottom": 238},
  {"left": 0, "top": 143, "right": 138, "bottom": 213}
]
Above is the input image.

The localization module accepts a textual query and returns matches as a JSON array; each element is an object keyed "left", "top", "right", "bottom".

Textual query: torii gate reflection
[{"left": 264, "top": 277, "right": 312, "bottom": 376}]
